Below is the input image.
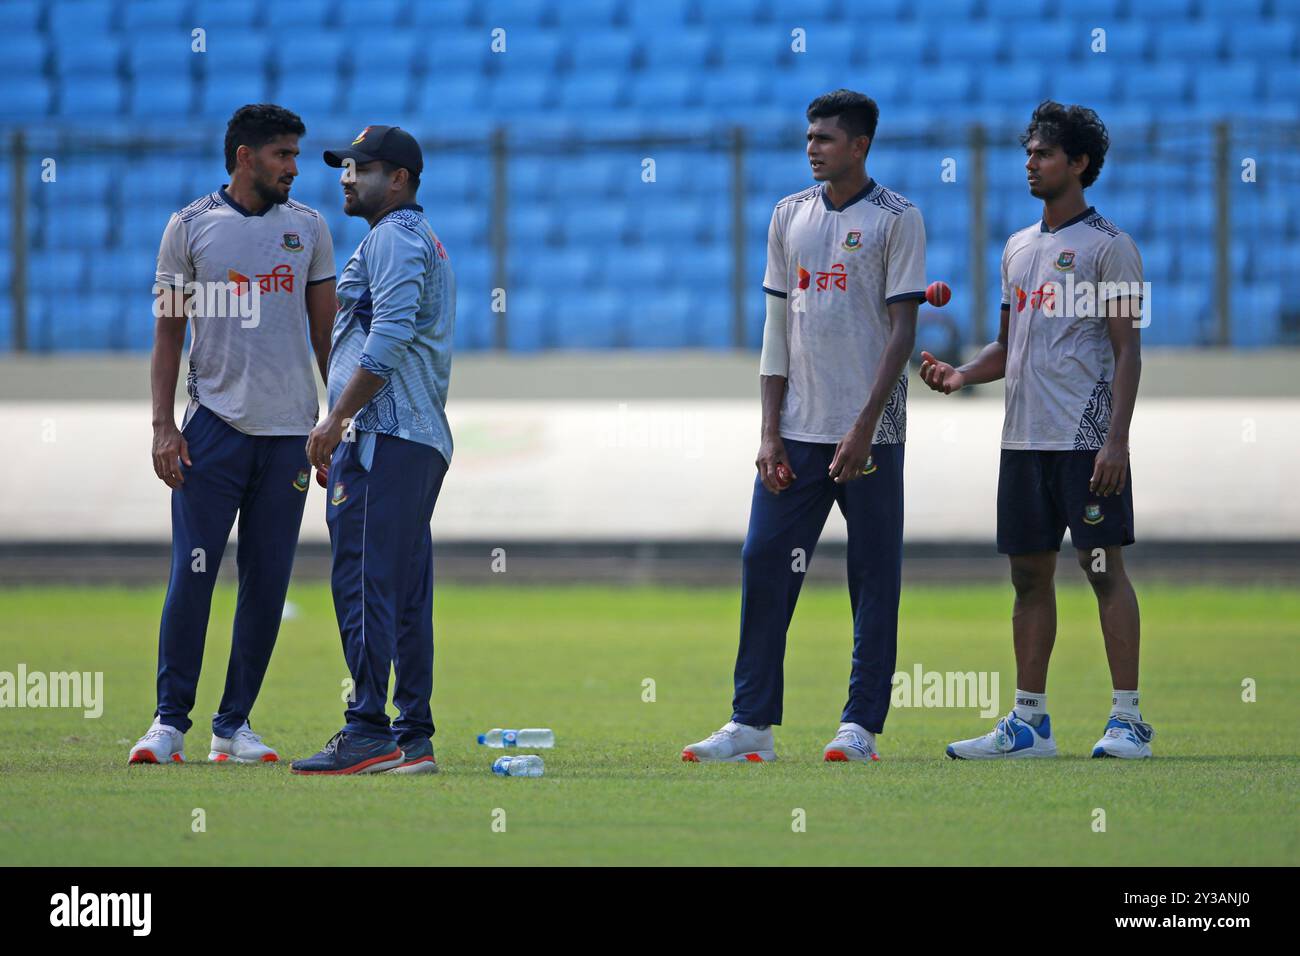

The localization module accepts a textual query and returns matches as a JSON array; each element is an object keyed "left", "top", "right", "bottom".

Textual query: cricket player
[
  {"left": 683, "top": 90, "right": 925, "bottom": 763},
  {"left": 919, "top": 101, "right": 1152, "bottom": 759},
  {"left": 291, "top": 125, "right": 454, "bottom": 776},
  {"left": 130, "top": 104, "right": 337, "bottom": 764}
]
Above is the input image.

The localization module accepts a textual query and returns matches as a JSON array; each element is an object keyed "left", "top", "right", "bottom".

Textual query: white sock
[
  {"left": 1111, "top": 690, "right": 1140, "bottom": 720},
  {"left": 1013, "top": 689, "right": 1047, "bottom": 725}
]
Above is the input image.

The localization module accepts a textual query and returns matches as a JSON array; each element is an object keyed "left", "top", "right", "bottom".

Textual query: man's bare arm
[
  {"left": 305, "top": 279, "right": 337, "bottom": 384},
  {"left": 1091, "top": 296, "right": 1142, "bottom": 496},
  {"left": 919, "top": 306, "right": 1009, "bottom": 392},
  {"left": 150, "top": 286, "right": 191, "bottom": 488}
]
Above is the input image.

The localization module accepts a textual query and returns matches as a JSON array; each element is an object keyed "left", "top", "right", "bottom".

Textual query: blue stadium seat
[
  {"left": 46, "top": 294, "right": 122, "bottom": 351},
  {"left": 57, "top": 77, "right": 124, "bottom": 117},
  {"left": 641, "top": 30, "right": 713, "bottom": 69},
  {"left": 274, "top": 73, "right": 339, "bottom": 115},
  {"left": 52, "top": 34, "right": 120, "bottom": 75},
  {"left": 492, "top": 30, "right": 564, "bottom": 74},
  {"left": 797, "top": 26, "right": 855, "bottom": 66},
  {"left": 1089, "top": 22, "right": 1150, "bottom": 60},
  {"left": 6, "top": 78, "right": 53, "bottom": 119},
  {"left": 428, "top": 30, "right": 491, "bottom": 72},
  {"left": 1201, "top": 0, "right": 1265, "bottom": 16},
  {"left": 512, "top": 246, "right": 595, "bottom": 288},
  {"left": 502, "top": 289, "right": 546, "bottom": 351},
  {"left": 1142, "top": 283, "right": 1207, "bottom": 346},
  {"left": 1154, "top": 23, "right": 1221, "bottom": 60},
  {"left": 411, "top": 0, "right": 476, "bottom": 27},
  {"left": 629, "top": 71, "right": 695, "bottom": 111},
  {"left": 48, "top": 0, "right": 112, "bottom": 35},
  {"left": 935, "top": 22, "right": 1002, "bottom": 63},
  {"left": 414, "top": 75, "right": 486, "bottom": 115},
  {"left": 569, "top": 31, "right": 638, "bottom": 72},
  {"left": 1264, "top": 65, "right": 1300, "bottom": 102},
  {"left": 350, "top": 34, "right": 421, "bottom": 74},
  {"left": 123, "top": 0, "right": 191, "bottom": 31},
  {"left": 627, "top": 0, "right": 692, "bottom": 29},
  {"left": 281, "top": 32, "right": 346, "bottom": 75},
  {"left": 561, "top": 205, "right": 631, "bottom": 247},
  {"left": 39, "top": 204, "right": 112, "bottom": 248},
  {"left": 673, "top": 243, "right": 730, "bottom": 286},
  {"left": 29, "top": 250, "right": 88, "bottom": 291},
  {"left": 696, "top": 0, "right": 767, "bottom": 23},
  {"left": 912, "top": 0, "right": 978, "bottom": 20},
  {"left": 40, "top": 162, "right": 114, "bottom": 203},
  {"left": 1015, "top": 22, "right": 1079, "bottom": 62},
  {"left": 126, "top": 32, "right": 197, "bottom": 78},
  {"left": 862, "top": 25, "right": 924, "bottom": 65},
  {"left": 908, "top": 66, "right": 972, "bottom": 106},
  {"left": 338, "top": 0, "right": 404, "bottom": 27},
  {"left": 605, "top": 245, "right": 672, "bottom": 287},
  {"left": 191, "top": 0, "right": 260, "bottom": 28},
  {"left": 0, "top": 34, "right": 47, "bottom": 73},
  {"left": 1121, "top": 64, "right": 1188, "bottom": 103},
  {"left": 343, "top": 74, "right": 412, "bottom": 116},
  {"left": 1226, "top": 18, "right": 1297, "bottom": 59},
  {"left": 552, "top": 289, "right": 625, "bottom": 348},
  {"left": 0, "top": 0, "right": 40, "bottom": 30},
  {"left": 980, "top": 65, "right": 1044, "bottom": 107},
  {"left": 702, "top": 70, "right": 767, "bottom": 107},
  {"left": 628, "top": 199, "right": 707, "bottom": 244},
  {"left": 853, "top": 67, "right": 904, "bottom": 105},
  {"left": 1230, "top": 285, "right": 1283, "bottom": 347},
  {"left": 128, "top": 75, "right": 194, "bottom": 116},
  {"left": 484, "top": 76, "right": 552, "bottom": 116},
  {"left": 558, "top": 72, "right": 626, "bottom": 111},
  {"left": 199, "top": 74, "right": 269, "bottom": 117},
  {"left": 508, "top": 204, "right": 556, "bottom": 244},
  {"left": 266, "top": 4, "right": 329, "bottom": 29},
  {"left": 1136, "top": 0, "right": 1195, "bottom": 18},
  {"left": 986, "top": 0, "right": 1049, "bottom": 18},
  {"left": 1192, "top": 65, "right": 1259, "bottom": 106},
  {"left": 1048, "top": 65, "right": 1118, "bottom": 104},
  {"left": 553, "top": 0, "right": 621, "bottom": 27},
  {"left": 719, "top": 28, "right": 788, "bottom": 68},
  {"left": 484, "top": 0, "right": 550, "bottom": 27},
  {"left": 196, "top": 28, "right": 269, "bottom": 75},
  {"left": 626, "top": 290, "right": 694, "bottom": 349}
]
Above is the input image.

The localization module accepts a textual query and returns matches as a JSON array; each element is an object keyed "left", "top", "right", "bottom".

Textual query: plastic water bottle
[
  {"left": 477, "top": 728, "right": 555, "bottom": 748},
  {"left": 491, "top": 755, "right": 544, "bottom": 777}
]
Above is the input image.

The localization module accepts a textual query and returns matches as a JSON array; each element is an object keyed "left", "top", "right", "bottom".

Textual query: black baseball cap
[{"left": 323, "top": 125, "right": 423, "bottom": 177}]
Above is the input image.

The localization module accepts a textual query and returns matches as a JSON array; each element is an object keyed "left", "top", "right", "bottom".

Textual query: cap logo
[{"left": 351, "top": 126, "right": 373, "bottom": 146}]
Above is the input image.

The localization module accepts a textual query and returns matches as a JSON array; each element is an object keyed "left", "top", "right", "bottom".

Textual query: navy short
[{"left": 996, "top": 449, "right": 1135, "bottom": 555}]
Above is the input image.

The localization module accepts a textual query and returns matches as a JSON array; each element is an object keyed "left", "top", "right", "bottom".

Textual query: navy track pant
[
  {"left": 731, "top": 438, "right": 904, "bottom": 733},
  {"left": 156, "top": 404, "right": 309, "bottom": 737},
  {"left": 326, "top": 433, "right": 447, "bottom": 744}
]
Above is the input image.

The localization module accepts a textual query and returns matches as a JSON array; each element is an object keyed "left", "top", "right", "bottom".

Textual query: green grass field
[{"left": 0, "top": 582, "right": 1296, "bottom": 866}]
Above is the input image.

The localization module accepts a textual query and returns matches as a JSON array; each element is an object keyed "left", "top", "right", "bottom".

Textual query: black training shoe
[
  {"left": 386, "top": 737, "right": 439, "bottom": 775},
  {"left": 290, "top": 731, "right": 404, "bottom": 775}
]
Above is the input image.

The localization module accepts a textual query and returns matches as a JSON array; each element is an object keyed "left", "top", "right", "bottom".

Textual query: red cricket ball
[
  {"left": 315, "top": 467, "right": 328, "bottom": 488},
  {"left": 775, "top": 462, "right": 793, "bottom": 489},
  {"left": 926, "top": 280, "right": 952, "bottom": 308}
]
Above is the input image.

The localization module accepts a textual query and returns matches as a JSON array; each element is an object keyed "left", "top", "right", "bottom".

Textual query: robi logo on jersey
[{"left": 795, "top": 263, "right": 848, "bottom": 292}]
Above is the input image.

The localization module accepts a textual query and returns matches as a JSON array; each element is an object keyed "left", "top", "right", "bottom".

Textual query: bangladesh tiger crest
[
  {"left": 1055, "top": 250, "right": 1076, "bottom": 272},
  {"left": 292, "top": 468, "right": 310, "bottom": 492},
  {"left": 861, "top": 455, "right": 877, "bottom": 476},
  {"left": 842, "top": 230, "right": 862, "bottom": 251},
  {"left": 331, "top": 482, "right": 348, "bottom": 506},
  {"left": 282, "top": 233, "right": 302, "bottom": 252},
  {"left": 1083, "top": 502, "right": 1103, "bottom": 525}
]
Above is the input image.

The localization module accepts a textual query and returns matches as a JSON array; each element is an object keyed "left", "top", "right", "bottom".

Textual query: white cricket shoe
[
  {"left": 1091, "top": 715, "right": 1155, "bottom": 759},
  {"left": 823, "top": 722, "right": 880, "bottom": 762},
  {"left": 209, "top": 722, "right": 279, "bottom": 763},
  {"left": 946, "top": 712, "right": 1058, "bottom": 760},
  {"left": 128, "top": 716, "right": 186, "bottom": 765},
  {"left": 681, "top": 721, "right": 777, "bottom": 762}
]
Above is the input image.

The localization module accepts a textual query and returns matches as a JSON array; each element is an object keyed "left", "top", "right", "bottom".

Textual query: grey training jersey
[
  {"left": 155, "top": 187, "right": 336, "bottom": 436},
  {"left": 1000, "top": 206, "right": 1143, "bottom": 450},
  {"left": 762, "top": 180, "right": 926, "bottom": 444}
]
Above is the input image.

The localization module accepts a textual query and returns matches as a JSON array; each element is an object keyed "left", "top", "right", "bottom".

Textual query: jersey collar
[
  {"left": 218, "top": 185, "right": 273, "bottom": 218},
  {"left": 1039, "top": 205, "right": 1095, "bottom": 234},
  {"left": 820, "top": 178, "right": 876, "bottom": 213}
]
